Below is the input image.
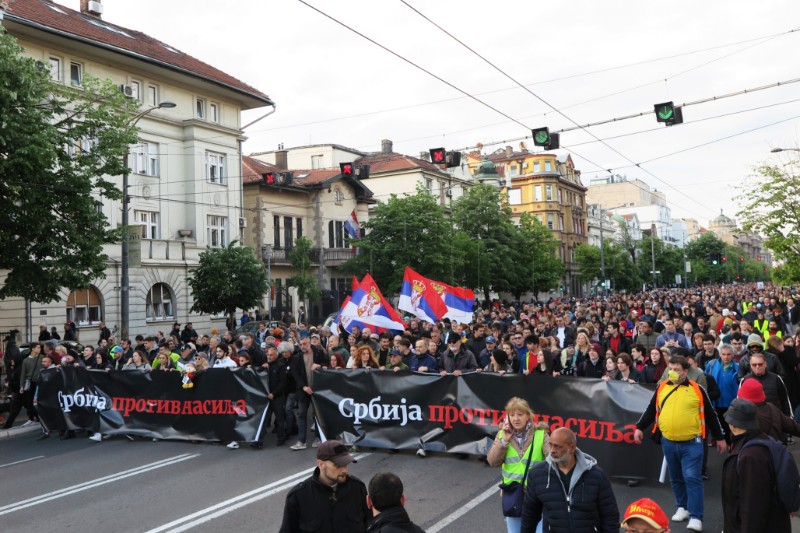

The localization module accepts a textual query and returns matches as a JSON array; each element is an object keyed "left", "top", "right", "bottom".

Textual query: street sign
[
  {"left": 685, "top": 261, "right": 691, "bottom": 273},
  {"left": 128, "top": 227, "right": 141, "bottom": 268}
]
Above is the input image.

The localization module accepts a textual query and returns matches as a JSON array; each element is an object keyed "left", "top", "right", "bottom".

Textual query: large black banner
[
  {"left": 37, "top": 367, "right": 270, "bottom": 443},
  {"left": 312, "top": 370, "right": 662, "bottom": 480}
]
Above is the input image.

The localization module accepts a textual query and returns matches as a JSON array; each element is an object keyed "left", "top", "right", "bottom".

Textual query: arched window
[
  {"left": 66, "top": 287, "right": 102, "bottom": 325},
  {"left": 146, "top": 283, "right": 174, "bottom": 321}
]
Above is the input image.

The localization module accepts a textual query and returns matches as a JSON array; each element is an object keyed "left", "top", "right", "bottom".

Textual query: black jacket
[
  {"left": 284, "top": 354, "right": 309, "bottom": 393},
  {"left": 266, "top": 357, "right": 288, "bottom": 398},
  {"left": 576, "top": 357, "right": 605, "bottom": 379},
  {"left": 280, "top": 469, "right": 369, "bottom": 533},
  {"left": 366, "top": 507, "right": 424, "bottom": 533},
  {"left": 520, "top": 449, "right": 619, "bottom": 533}
]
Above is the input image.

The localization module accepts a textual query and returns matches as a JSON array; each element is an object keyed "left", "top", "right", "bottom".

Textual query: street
[{"left": 3, "top": 427, "right": 798, "bottom": 532}]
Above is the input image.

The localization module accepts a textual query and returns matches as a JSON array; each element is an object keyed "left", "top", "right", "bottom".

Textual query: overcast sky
[{"left": 61, "top": 0, "right": 800, "bottom": 226}]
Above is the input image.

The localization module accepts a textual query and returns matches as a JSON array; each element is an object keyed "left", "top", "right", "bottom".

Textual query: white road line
[
  {"left": 0, "top": 453, "right": 200, "bottom": 516},
  {"left": 145, "top": 453, "right": 372, "bottom": 533},
  {"left": 0, "top": 456, "right": 45, "bottom": 469},
  {"left": 427, "top": 483, "right": 498, "bottom": 533}
]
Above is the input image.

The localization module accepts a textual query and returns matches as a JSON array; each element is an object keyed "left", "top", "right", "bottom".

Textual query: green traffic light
[
  {"left": 657, "top": 106, "right": 674, "bottom": 120},
  {"left": 534, "top": 131, "right": 549, "bottom": 144}
]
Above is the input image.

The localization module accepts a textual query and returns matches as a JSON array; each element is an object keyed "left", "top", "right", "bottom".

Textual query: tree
[
  {"left": 340, "top": 184, "right": 456, "bottom": 293},
  {"left": 289, "top": 236, "right": 321, "bottom": 312},
  {"left": 518, "top": 212, "right": 563, "bottom": 296},
  {"left": 0, "top": 31, "right": 141, "bottom": 302},
  {"left": 574, "top": 241, "right": 639, "bottom": 293},
  {"left": 685, "top": 233, "right": 727, "bottom": 284},
  {"left": 187, "top": 242, "right": 268, "bottom": 332},
  {"left": 738, "top": 161, "right": 800, "bottom": 283},
  {"left": 637, "top": 235, "right": 683, "bottom": 288}
]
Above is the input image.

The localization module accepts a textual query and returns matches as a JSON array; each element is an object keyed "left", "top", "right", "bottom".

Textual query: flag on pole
[
  {"left": 338, "top": 274, "right": 406, "bottom": 333},
  {"left": 344, "top": 210, "right": 360, "bottom": 239},
  {"left": 398, "top": 267, "right": 474, "bottom": 324}
]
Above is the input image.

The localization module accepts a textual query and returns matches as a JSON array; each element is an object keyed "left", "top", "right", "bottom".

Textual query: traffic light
[
  {"left": 531, "top": 128, "right": 560, "bottom": 150},
  {"left": 340, "top": 162, "right": 354, "bottom": 177},
  {"left": 445, "top": 151, "right": 462, "bottom": 168},
  {"left": 654, "top": 101, "right": 684, "bottom": 126},
  {"left": 722, "top": 255, "right": 727, "bottom": 262},
  {"left": 739, "top": 257, "right": 745, "bottom": 262},
  {"left": 757, "top": 256, "right": 762, "bottom": 262},
  {"left": 276, "top": 171, "right": 293, "bottom": 186},
  {"left": 354, "top": 164, "right": 370, "bottom": 179},
  {"left": 429, "top": 148, "right": 446, "bottom": 165},
  {"left": 710, "top": 252, "right": 721, "bottom": 265},
  {"left": 262, "top": 172, "right": 276, "bottom": 185}
]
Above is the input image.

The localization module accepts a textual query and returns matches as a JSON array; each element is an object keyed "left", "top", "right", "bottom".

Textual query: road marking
[
  {"left": 0, "top": 456, "right": 45, "bottom": 469},
  {"left": 145, "top": 453, "right": 371, "bottom": 533},
  {"left": 0, "top": 453, "right": 200, "bottom": 516},
  {"left": 426, "top": 482, "right": 498, "bottom": 533}
]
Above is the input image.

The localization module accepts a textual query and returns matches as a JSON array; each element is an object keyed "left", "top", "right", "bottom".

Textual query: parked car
[
  {"left": 19, "top": 340, "right": 85, "bottom": 358},
  {"left": 233, "top": 320, "right": 287, "bottom": 338}
]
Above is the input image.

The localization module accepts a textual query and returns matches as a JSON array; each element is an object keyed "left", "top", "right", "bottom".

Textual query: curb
[{"left": 0, "top": 424, "right": 43, "bottom": 440}]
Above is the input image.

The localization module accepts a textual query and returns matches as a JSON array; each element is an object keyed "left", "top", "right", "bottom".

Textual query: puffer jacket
[
  {"left": 279, "top": 468, "right": 369, "bottom": 533},
  {"left": 520, "top": 449, "right": 619, "bottom": 533},
  {"left": 366, "top": 506, "right": 425, "bottom": 533}
]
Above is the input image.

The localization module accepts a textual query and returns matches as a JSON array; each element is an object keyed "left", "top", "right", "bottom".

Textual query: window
[
  {"left": 207, "top": 215, "right": 227, "bottom": 247},
  {"left": 135, "top": 210, "right": 159, "bottom": 239},
  {"left": 196, "top": 98, "right": 206, "bottom": 119},
  {"left": 508, "top": 189, "right": 522, "bottom": 205},
  {"left": 509, "top": 165, "right": 518, "bottom": 177},
  {"left": 66, "top": 287, "right": 102, "bottom": 326},
  {"left": 209, "top": 102, "right": 219, "bottom": 123},
  {"left": 284, "top": 216, "right": 294, "bottom": 250},
  {"left": 311, "top": 155, "right": 324, "bottom": 169},
  {"left": 147, "top": 85, "right": 158, "bottom": 107},
  {"left": 274, "top": 215, "right": 281, "bottom": 248},
  {"left": 545, "top": 184, "right": 553, "bottom": 201},
  {"left": 557, "top": 188, "right": 562, "bottom": 204},
  {"left": 328, "top": 220, "right": 346, "bottom": 248},
  {"left": 70, "top": 62, "right": 82, "bottom": 86},
  {"left": 206, "top": 151, "right": 225, "bottom": 184},
  {"left": 129, "top": 80, "right": 141, "bottom": 101},
  {"left": 533, "top": 161, "right": 540, "bottom": 172},
  {"left": 334, "top": 187, "right": 343, "bottom": 205},
  {"left": 425, "top": 178, "right": 433, "bottom": 192},
  {"left": 547, "top": 214, "right": 554, "bottom": 230},
  {"left": 296, "top": 218, "right": 303, "bottom": 239},
  {"left": 545, "top": 160, "right": 552, "bottom": 172},
  {"left": 146, "top": 283, "right": 174, "bottom": 321},
  {"left": 133, "top": 142, "right": 159, "bottom": 176},
  {"left": 49, "top": 57, "right": 62, "bottom": 82},
  {"left": 534, "top": 185, "right": 542, "bottom": 202},
  {"left": 559, "top": 215, "right": 564, "bottom": 231}
]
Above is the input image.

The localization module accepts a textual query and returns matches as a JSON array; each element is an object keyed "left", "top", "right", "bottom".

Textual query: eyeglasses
[{"left": 750, "top": 362, "right": 765, "bottom": 367}]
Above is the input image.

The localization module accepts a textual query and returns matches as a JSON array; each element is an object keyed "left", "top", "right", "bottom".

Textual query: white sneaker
[
  {"left": 311, "top": 438, "right": 321, "bottom": 448},
  {"left": 88, "top": 433, "right": 102, "bottom": 442},
  {"left": 687, "top": 518, "right": 703, "bottom": 531},
  {"left": 672, "top": 507, "right": 689, "bottom": 522},
  {"left": 21, "top": 420, "right": 36, "bottom": 427},
  {"left": 226, "top": 441, "right": 239, "bottom": 449},
  {"left": 290, "top": 441, "right": 307, "bottom": 450},
  {"left": 416, "top": 448, "right": 427, "bottom": 458}
]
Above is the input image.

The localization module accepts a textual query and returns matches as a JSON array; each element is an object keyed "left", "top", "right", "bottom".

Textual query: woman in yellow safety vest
[{"left": 487, "top": 397, "right": 550, "bottom": 533}]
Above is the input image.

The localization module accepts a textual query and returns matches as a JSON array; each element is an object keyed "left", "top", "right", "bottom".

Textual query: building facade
[{"left": 0, "top": 0, "right": 273, "bottom": 341}]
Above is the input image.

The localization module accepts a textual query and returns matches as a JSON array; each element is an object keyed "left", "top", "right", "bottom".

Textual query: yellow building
[{"left": 467, "top": 146, "right": 588, "bottom": 295}]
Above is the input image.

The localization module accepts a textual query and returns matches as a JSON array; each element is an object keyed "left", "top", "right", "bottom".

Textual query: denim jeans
[
  {"left": 662, "top": 436, "right": 704, "bottom": 520},
  {"left": 285, "top": 392, "right": 310, "bottom": 444},
  {"left": 506, "top": 516, "right": 542, "bottom": 533}
]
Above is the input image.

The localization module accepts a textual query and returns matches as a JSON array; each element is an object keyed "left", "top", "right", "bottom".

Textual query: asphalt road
[{"left": 4, "top": 427, "right": 800, "bottom": 533}]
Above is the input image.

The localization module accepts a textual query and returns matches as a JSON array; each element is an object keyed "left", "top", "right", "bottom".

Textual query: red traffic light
[
  {"left": 721, "top": 256, "right": 727, "bottom": 262},
  {"left": 340, "top": 162, "right": 354, "bottom": 177},
  {"left": 739, "top": 257, "right": 745, "bottom": 262},
  {"left": 429, "top": 148, "right": 446, "bottom": 164},
  {"left": 262, "top": 172, "right": 276, "bottom": 185},
  {"left": 757, "top": 256, "right": 762, "bottom": 261}
]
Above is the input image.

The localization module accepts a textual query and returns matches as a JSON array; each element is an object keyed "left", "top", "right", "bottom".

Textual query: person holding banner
[{"left": 487, "top": 397, "right": 549, "bottom": 533}]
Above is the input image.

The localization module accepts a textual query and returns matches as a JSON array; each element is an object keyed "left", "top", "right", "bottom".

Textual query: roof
[
  {"left": 242, "top": 156, "right": 278, "bottom": 184},
  {"left": 355, "top": 152, "right": 450, "bottom": 176},
  {"left": 4, "top": 0, "right": 273, "bottom": 106},
  {"left": 242, "top": 156, "right": 374, "bottom": 200}
]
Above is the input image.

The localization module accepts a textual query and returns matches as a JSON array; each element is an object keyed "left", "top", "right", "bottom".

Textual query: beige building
[
  {"left": 0, "top": 0, "right": 273, "bottom": 341},
  {"left": 467, "top": 146, "right": 588, "bottom": 295},
  {"left": 707, "top": 211, "right": 770, "bottom": 263},
  {"left": 587, "top": 175, "right": 667, "bottom": 208}
]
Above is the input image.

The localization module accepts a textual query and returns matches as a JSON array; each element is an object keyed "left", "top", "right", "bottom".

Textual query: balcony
[
  {"left": 266, "top": 246, "right": 321, "bottom": 266},
  {"left": 324, "top": 248, "right": 356, "bottom": 266}
]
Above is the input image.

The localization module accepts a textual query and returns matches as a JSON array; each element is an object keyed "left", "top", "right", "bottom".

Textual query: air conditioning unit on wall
[
  {"left": 119, "top": 84, "right": 134, "bottom": 97},
  {"left": 239, "top": 217, "right": 247, "bottom": 228}
]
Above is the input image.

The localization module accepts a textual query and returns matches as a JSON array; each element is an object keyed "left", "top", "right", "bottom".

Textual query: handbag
[
  {"left": 498, "top": 435, "right": 536, "bottom": 517},
  {"left": 652, "top": 384, "right": 680, "bottom": 444}
]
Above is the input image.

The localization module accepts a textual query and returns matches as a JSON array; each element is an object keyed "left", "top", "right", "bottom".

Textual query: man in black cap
[
  {"left": 384, "top": 350, "right": 408, "bottom": 372},
  {"left": 721, "top": 398, "right": 793, "bottom": 533},
  {"left": 366, "top": 472, "right": 424, "bottom": 533},
  {"left": 280, "top": 440, "right": 369, "bottom": 533}
]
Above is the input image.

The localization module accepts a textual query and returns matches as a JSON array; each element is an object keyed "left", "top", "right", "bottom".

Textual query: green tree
[
  {"left": 289, "top": 236, "right": 321, "bottom": 311},
  {"left": 0, "top": 30, "right": 141, "bottom": 302},
  {"left": 518, "top": 212, "right": 563, "bottom": 295},
  {"left": 187, "top": 242, "right": 268, "bottom": 331},
  {"left": 685, "top": 233, "right": 727, "bottom": 284},
  {"left": 574, "top": 242, "right": 639, "bottom": 293},
  {"left": 738, "top": 161, "right": 800, "bottom": 282},
  {"left": 341, "top": 184, "right": 456, "bottom": 293},
  {"left": 637, "top": 235, "right": 683, "bottom": 287}
]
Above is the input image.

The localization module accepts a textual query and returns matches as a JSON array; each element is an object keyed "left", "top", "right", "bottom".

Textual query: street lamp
[
  {"left": 120, "top": 101, "right": 176, "bottom": 341},
  {"left": 771, "top": 147, "right": 800, "bottom": 153},
  {"left": 262, "top": 244, "right": 273, "bottom": 321}
]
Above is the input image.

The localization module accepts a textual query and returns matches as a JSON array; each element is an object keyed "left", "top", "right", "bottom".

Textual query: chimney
[
  {"left": 505, "top": 146, "right": 513, "bottom": 156},
  {"left": 80, "top": 0, "right": 104, "bottom": 18},
  {"left": 419, "top": 151, "right": 431, "bottom": 162},
  {"left": 275, "top": 150, "right": 288, "bottom": 170},
  {"left": 381, "top": 139, "right": 393, "bottom": 154}
]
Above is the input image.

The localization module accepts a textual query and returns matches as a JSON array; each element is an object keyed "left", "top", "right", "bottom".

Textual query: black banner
[
  {"left": 37, "top": 367, "right": 270, "bottom": 443},
  {"left": 312, "top": 370, "right": 662, "bottom": 480}
]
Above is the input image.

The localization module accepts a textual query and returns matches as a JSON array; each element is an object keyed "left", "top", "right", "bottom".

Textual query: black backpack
[{"left": 739, "top": 436, "right": 800, "bottom": 513}]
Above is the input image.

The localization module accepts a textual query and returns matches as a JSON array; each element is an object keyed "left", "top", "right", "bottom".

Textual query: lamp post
[
  {"left": 771, "top": 147, "right": 800, "bottom": 153},
  {"left": 263, "top": 244, "right": 273, "bottom": 321},
  {"left": 120, "top": 101, "right": 176, "bottom": 342}
]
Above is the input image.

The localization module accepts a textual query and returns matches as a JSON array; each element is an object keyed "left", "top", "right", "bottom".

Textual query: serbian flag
[
  {"left": 338, "top": 274, "right": 405, "bottom": 333},
  {"left": 344, "top": 210, "right": 360, "bottom": 239},
  {"left": 398, "top": 267, "right": 474, "bottom": 324}
]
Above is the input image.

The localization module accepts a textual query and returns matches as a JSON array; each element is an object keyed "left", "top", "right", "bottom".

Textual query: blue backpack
[{"left": 739, "top": 436, "right": 800, "bottom": 513}]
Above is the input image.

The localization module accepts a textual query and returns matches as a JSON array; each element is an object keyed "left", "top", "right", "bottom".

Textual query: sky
[{"left": 59, "top": 0, "right": 800, "bottom": 227}]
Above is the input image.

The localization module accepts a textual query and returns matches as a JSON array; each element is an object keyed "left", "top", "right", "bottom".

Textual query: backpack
[{"left": 739, "top": 436, "right": 800, "bottom": 513}]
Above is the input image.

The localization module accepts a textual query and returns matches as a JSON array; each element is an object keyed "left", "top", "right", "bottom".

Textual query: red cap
[
  {"left": 738, "top": 378, "right": 766, "bottom": 403},
  {"left": 621, "top": 498, "right": 668, "bottom": 530}
]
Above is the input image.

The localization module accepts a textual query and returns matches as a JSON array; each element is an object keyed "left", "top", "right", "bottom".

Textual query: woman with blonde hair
[{"left": 487, "top": 397, "right": 549, "bottom": 533}]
